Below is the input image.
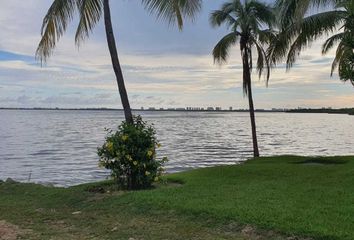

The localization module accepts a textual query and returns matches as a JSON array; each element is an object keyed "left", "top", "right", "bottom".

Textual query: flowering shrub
[{"left": 98, "top": 116, "right": 167, "bottom": 189}]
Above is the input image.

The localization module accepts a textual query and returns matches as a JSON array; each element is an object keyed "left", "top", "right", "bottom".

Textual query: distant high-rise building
[
  {"left": 207, "top": 107, "right": 214, "bottom": 111},
  {"left": 188, "top": 107, "right": 201, "bottom": 111},
  {"left": 229, "top": 107, "right": 233, "bottom": 111},
  {"left": 141, "top": 107, "right": 144, "bottom": 110},
  {"left": 215, "top": 107, "right": 222, "bottom": 111}
]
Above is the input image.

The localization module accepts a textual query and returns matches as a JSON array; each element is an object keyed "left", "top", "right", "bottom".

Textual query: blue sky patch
[{"left": 0, "top": 50, "right": 34, "bottom": 62}]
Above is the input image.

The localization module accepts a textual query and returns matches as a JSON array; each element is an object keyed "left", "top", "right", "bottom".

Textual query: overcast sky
[{"left": 0, "top": 0, "right": 353, "bottom": 109}]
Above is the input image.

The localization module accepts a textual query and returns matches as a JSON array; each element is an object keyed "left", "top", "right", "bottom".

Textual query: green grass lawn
[{"left": 1, "top": 156, "right": 354, "bottom": 239}]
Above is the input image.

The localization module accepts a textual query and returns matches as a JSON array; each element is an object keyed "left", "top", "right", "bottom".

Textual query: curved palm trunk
[
  {"left": 241, "top": 40, "right": 260, "bottom": 157},
  {"left": 103, "top": 0, "right": 133, "bottom": 124}
]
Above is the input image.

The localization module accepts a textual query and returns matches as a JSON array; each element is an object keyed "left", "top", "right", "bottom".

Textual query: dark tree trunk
[
  {"left": 103, "top": 0, "right": 133, "bottom": 124},
  {"left": 241, "top": 39, "right": 260, "bottom": 157},
  {"left": 246, "top": 77, "right": 260, "bottom": 157}
]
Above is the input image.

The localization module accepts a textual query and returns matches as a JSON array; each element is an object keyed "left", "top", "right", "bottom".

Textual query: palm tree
[
  {"left": 36, "top": 0, "right": 202, "bottom": 124},
  {"left": 210, "top": 0, "right": 275, "bottom": 157},
  {"left": 270, "top": 0, "right": 354, "bottom": 86}
]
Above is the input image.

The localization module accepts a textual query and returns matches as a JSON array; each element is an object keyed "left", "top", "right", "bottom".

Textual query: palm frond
[
  {"left": 247, "top": 0, "right": 276, "bottom": 27},
  {"left": 338, "top": 53, "right": 354, "bottom": 85},
  {"left": 331, "top": 38, "right": 354, "bottom": 76},
  {"left": 337, "top": 37, "right": 354, "bottom": 85},
  {"left": 209, "top": 10, "right": 237, "bottom": 28},
  {"left": 36, "top": 0, "right": 78, "bottom": 64},
  {"left": 212, "top": 32, "right": 239, "bottom": 65},
  {"left": 213, "top": 32, "right": 239, "bottom": 64},
  {"left": 142, "top": 0, "right": 202, "bottom": 30},
  {"left": 257, "top": 29, "right": 277, "bottom": 45},
  {"left": 75, "top": 0, "right": 103, "bottom": 46},
  {"left": 322, "top": 32, "right": 345, "bottom": 54},
  {"left": 285, "top": 10, "right": 346, "bottom": 68},
  {"left": 251, "top": 36, "right": 271, "bottom": 84},
  {"left": 275, "top": 0, "right": 338, "bottom": 27},
  {"left": 331, "top": 42, "right": 346, "bottom": 76}
]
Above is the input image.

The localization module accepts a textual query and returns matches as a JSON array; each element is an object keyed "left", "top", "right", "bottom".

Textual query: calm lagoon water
[{"left": 0, "top": 110, "right": 353, "bottom": 186}]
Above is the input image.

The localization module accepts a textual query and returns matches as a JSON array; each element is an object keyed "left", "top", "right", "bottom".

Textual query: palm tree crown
[
  {"left": 271, "top": 0, "right": 354, "bottom": 86},
  {"left": 210, "top": 0, "right": 275, "bottom": 94}
]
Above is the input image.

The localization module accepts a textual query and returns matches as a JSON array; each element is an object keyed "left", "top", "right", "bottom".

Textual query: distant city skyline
[
  {"left": 0, "top": 106, "right": 344, "bottom": 112},
  {"left": 0, "top": 0, "right": 353, "bottom": 109}
]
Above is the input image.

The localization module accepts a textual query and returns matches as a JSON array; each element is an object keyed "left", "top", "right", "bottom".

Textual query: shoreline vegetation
[
  {"left": 0, "top": 107, "right": 353, "bottom": 115},
  {"left": 1, "top": 156, "right": 354, "bottom": 240}
]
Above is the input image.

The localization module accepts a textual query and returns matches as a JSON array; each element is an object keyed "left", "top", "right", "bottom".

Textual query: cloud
[{"left": 0, "top": 1, "right": 352, "bottom": 109}]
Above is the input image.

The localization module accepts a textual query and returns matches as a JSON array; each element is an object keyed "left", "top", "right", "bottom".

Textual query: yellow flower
[
  {"left": 106, "top": 141, "right": 114, "bottom": 152},
  {"left": 147, "top": 150, "right": 153, "bottom": 157},
  {"left": 157, "top": 143, "right": 161, "bottom": 148},
  {"left": 145, "top": 171, "right": 151, "bottom": 176},
  {"left": 126, "top": 155, "right": 133, "bottom": 161},
  {"left": 121, "top": 135, "right": 128, "bottom": 141},
  {"left": 154, "top": 177, "right": 159, "bottom": 182},
  {"left": 133, "top": 161, "right": 138, "bottom": 166}
]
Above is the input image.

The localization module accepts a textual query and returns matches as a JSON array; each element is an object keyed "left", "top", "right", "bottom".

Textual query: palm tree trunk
[
  {"left": 246, "top": 78, "right": 260, "bottom": 157},
  {"left": 103, "top": 0, "right": 133, "bottom": 124},
  {"left": 241, "top": 41, "right": 260, "bottom": 157}
]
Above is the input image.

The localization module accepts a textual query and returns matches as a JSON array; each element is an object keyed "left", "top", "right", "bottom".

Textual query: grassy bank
[{"left": 1, "top": 156, "right": 354, "bottom": 239}]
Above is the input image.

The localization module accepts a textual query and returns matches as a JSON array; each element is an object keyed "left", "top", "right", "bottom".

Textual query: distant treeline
[
  {"left": 287, "top": 108, "right": 354, "bottom": 115},
  {"left": 0, "top": 107, "right": 282, "bottom": 112},
  {"left": 1, "top": 107, "right": 353, "bottom": 115}
]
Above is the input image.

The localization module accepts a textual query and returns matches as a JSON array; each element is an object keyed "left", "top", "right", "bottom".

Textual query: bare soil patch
[{"left": 0, "top": 220, "right": 24, "bottom": 240}]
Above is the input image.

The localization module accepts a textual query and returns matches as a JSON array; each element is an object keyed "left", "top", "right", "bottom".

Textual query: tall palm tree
[
  {"left": 36, "top": 0, "right": 202, "bottom": 124},
  {"left": 270, "top": 0, "right": 354, "bottom": 86},
  {"left": 210, "top": 0, "right": 275, "bottom": 157}
]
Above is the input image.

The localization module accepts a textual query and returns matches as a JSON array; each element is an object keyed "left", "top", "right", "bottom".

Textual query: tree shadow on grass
[
  {"left": 293, "top": 157, "right": 348, "bottom": 165},
  {"left": 84, "top": 178, "right": 184, "bottom": 194}
]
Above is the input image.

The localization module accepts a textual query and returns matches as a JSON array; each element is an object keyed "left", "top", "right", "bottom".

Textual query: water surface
[{"left": 0, "top": 110, "right": 353, "bottom": 186}]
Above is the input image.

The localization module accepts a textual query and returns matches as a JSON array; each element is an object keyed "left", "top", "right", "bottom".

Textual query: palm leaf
[
  {"left": 75, "top": 0, "right": 103, "bottom": 46},
  {"left": 210, "top": 10, "right": 237, "bottom": 28},
  {"left": 251, "top": 36, "right": 271, "bottom": 83},
  {"left": 247, "top": 0, "right": 276, "bottom": 27},
  {"left": 286, "top": 10, "right": 346, "bottom": 68},
  {"left": 322, "top": 32, "right": 345, "bottom": 54},
  {"left": 269, "top": 10, "right": 346, "bottom": 69},
  {"left": 212, "top": 32, "right": 239, "bottom": 64},
  {"left": 36, "top": 0, "right": 77, "bottom": 63},
  {"left": 275, "top": 0, "right": 338, "bottom": 27},
  {"left": 142, "top": 0, "right": 202, "bottom": 30}
]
